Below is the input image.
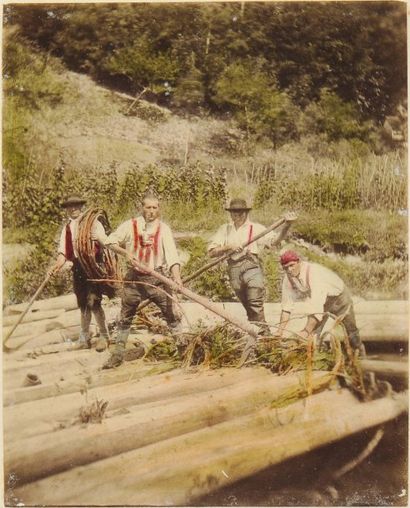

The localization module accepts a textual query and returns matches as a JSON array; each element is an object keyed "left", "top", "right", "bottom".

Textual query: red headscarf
[{"left": 280, "top": 250, "right": 300, "bottom": 266}]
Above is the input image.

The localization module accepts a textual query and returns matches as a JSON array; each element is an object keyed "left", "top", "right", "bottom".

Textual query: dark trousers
[
  {"left": 119, "top": 268, "right": 178, "bottom": 330},
  {"left": 72, "top": 260, "right": 108, "bottom": 337},
  {"left": 228, "top": 258, "right": 267, "bottom": 326},
  {"left": 317, "top": 287, "right": 361, "bottom": 349}
]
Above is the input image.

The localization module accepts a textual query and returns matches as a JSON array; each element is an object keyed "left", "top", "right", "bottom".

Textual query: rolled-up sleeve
[
  {"left": 105, "top": 220, "right": 131, "bottom": 248},
  {"left": 208, "top": 225, "right": 227, "bottom": 251},
  {"left": 162, "top": 224, "right": 180, "bottom": 268},
  {"left": 91, "top": 220, "right": 109, "bottom": 245}
]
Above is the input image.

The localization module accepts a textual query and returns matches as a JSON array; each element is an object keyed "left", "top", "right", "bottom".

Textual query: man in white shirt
[
  {"left": 208, "top": 198, "right": 295, "bottom": 335},
  {"left": 277, "top": 250, "right": 363, "bottom": 353},
  {"left": 48, "top": 195, "right": 112, "bottom": 352},
  {"left": 103, "top": 192, "right": 182, "bottom": 368}
]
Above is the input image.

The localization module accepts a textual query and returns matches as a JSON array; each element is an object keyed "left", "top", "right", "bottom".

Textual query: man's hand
[
  {"left": 173, "top": 275, "right": 183, "bottom": 286},
  {"left": 284, "top": 211, "right": 298, "bottom": 222},
  {"left": 298, "top": 329, "right": 312, "bottom": 339},
  {"left": 47, "top": 265, "right": 58, "bottom": 277},
  {"left": 131, "top": 257, "right": 149, "bottom": 274}
]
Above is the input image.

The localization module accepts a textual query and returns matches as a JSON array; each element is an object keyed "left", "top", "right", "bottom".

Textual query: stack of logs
[{"left": 2, "top": 295, "right": 408, "bottom": 506}]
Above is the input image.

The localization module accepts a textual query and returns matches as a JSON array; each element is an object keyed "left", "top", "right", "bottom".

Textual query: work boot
[
  {"left": 168, "top": 320, "right": 183, "bottom": 335},
  {"left": 102, "top": 349, "right": 124, "bottom": 369},
  {"left": 71, "top": 331, "right": 91, "bottom": 350},
  {"left": 124, "top": 341, "right": 146, "bottom": 361},
  {"left": 95, "top": 335, "right": 109, "bottom": 353},
  {"left": 102, "top": 329, "right": 130, "bottom": 369}
]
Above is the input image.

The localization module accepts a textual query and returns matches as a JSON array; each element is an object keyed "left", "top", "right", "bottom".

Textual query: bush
[
  {"left": 293, "top": 209, "right": 407, "bottom": 261},
  {"left": 178, "top": 237, "right": 234, "bottom": 301}
]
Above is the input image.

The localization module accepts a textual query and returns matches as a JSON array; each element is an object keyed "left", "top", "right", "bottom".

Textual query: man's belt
[{"left": 227, "top": 253, "right": 259, "bottom": 267}]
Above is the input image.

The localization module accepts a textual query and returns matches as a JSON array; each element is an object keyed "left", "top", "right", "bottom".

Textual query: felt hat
[
  {"left": 61, "top": 195, "right": 87, "bottom": 208},
  {"left": 225, "top": 198, "right": 252, "bottom": 211}
]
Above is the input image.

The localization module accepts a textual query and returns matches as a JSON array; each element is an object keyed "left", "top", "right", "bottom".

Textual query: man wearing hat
[
  {"left": 276, "top": 250, "right": 364, "bottom": 354},
  {"left": 48, "top": 195, "right": 111, "bottom": 352},
  {"left": 208, "top": 198, "right": 295, "bottom": 335}
]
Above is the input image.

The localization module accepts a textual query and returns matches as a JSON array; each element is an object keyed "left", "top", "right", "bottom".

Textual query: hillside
[{"left": 3, "top": 32, "right": 408, "bottom": 306}]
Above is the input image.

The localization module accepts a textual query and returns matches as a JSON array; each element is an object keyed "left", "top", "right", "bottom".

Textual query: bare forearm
[
  {"left": 209, "top": 246, "right": 231, "bottom": 258},
  {"left": 170, "top": 264, "right": 182, "bottom": 285},
  {"left": 278, "top": 310, "right": 291, "bottom": 331},
  {"left": 105, "top": 243, "right": 133, "bottom": 263}
]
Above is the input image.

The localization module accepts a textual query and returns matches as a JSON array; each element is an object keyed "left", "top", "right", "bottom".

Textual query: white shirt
[
  {"left": 208, "top": 220, "right": 279, "bottom": 261},
  {"left": 105, "top": 216, "right": 180, "bottom": 271},
  {"left": 281, "top": 261, "right": 345, "bottom": 318},
  {"left": 58, "top": 217, "right": 107, "bottom": 259}
]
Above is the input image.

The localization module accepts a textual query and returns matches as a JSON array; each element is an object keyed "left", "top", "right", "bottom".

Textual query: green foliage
[
  {"left": 178, "top": 237, "right": 234, "bottom": 301},
  {"left": 294, "top": 209, "right": 408, "bottom": 261},
  {"left": 103, "top": 37, "right": 180, "bottom": 95},
  {"left": 7, "top": 2, "right": 406, "bottom": 131},
  {"left": 213, "top": 61, "right": 299, "bottom": 146},
  {"left": 300, "top": 89, "right": 374, "bottom": 142},
  {"left": 4, "top": 241, "right": 72, "bottom": 305},
  {"left": 254, "top": 151, "right": 407, "bottom": 212}
]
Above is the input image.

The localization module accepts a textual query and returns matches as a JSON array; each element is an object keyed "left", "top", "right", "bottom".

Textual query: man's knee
[
  {"left": 247, "top": 286, "right": 265, "bottom": 307},
  {"left": 86, "top": 292, "right": 102, "bottom": 310}
]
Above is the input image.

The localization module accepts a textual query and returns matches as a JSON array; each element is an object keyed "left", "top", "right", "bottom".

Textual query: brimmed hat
[
  {"left": 225, "top": 198, "right": 252, "bottom": 211},
  {"left": 61, "top": 195, "right": 87, "bottom": 208},
  {"left": 280, "top": 250, "right": 300, "bottom": 266}
]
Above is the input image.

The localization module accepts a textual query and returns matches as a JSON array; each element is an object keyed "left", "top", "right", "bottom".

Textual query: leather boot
[
  {"left": 71, "top": 331, "right": 91, "bottom": 350},
  {"left": 102, "top": 329, "right": 129, "bottom": 369},
  {"left": 95, "top": 334, "right": 110, "bottom": 353}
]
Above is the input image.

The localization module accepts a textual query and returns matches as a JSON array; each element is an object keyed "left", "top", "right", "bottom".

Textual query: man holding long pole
[
  {"left": 102, "top": 192, "right": 183, "bottom": 369},
  {"left": 208, "top": 198, "right": 296, "bottom": 335}
]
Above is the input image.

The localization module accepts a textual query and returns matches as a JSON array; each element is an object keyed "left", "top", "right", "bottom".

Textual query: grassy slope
[{"left": 4, "top": 43, "right": 408, "bottom": 303}]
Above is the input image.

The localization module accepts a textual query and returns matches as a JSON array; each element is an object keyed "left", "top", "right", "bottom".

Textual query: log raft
[{"left": 3, "top": 297, "right": 408, "bottom": 506}]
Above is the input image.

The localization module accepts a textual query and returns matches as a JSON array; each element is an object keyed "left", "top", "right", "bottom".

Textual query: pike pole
[
  {"left": 110, "top": 245, "right": 259, "bottom": 341},
  {"left": 3, "top": 272, "right": 53, "bottom": 352},
  {"left": 183, "top": 216, "right": 287, "bottom": 283},
  {"left": 136, "top": 216, "right": 288, "bottom": 313}
]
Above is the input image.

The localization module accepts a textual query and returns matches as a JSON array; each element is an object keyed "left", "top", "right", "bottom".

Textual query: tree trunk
[
  {"left": 12, "top": 392, "right": 407, "bottom": 506},
  {"left": 5, "top": 372, "right": 334, "bottom": 485}
]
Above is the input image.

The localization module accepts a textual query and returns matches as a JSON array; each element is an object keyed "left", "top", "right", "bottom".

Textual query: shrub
[{"left": 178, "top": 237, "right": 234, "bottom": 301}]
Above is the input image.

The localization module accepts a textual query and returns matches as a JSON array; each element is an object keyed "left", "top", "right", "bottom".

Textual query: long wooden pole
[
  {"left": 3, "top": 272, "right": 53, "bottom": 352},
  {"left": 110, "top": 246, "right": 259, "bottom": 339},
  {"left": 183, "top": 216, "right": 286, "bottom": 283},
  {"left": 131, "top": 216, "right": 286, "bottom": 316}
]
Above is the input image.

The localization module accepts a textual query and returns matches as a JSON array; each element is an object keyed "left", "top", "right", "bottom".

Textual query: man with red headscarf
[
  {"left": 103, "top": 192, "right": 182, "bottom": 368},
  {"left": 276, "top": 250, "right": 364, "bottom": 354}
]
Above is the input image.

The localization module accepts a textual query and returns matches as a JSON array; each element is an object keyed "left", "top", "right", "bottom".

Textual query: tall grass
[{"left": 253, "top": 151, "right": 407, "bottom": 211}]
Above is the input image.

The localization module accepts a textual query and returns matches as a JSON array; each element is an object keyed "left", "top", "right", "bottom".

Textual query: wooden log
[
  {"left": 2, "top": 310, "right": 65, "bottom": 328},
  {"left": 3, "top": 348, "right": 108, "bottom": 391},
  {"left": 12, "top": 391, "right": 408, "bottom": 506},
  {"left": 4, "top": 293, "right": 78, "bottom": 316},
  {"left": 361, "top": 359, "right": 409, "bottom": 379},
  {"left": 3, "top": 328, "right": 76, "bottom": 354},
  {"left": 4, "top": 367, "right": 272, "bottom": 440},
  {"left": 3, "top": 361, "right": 175, "bottom": 407},
  {"left": 3, "top": 309, "right": 81, "bottom": 341},
  {"left": 5, "top": 384, "right": 352, "bottom": 486}
]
